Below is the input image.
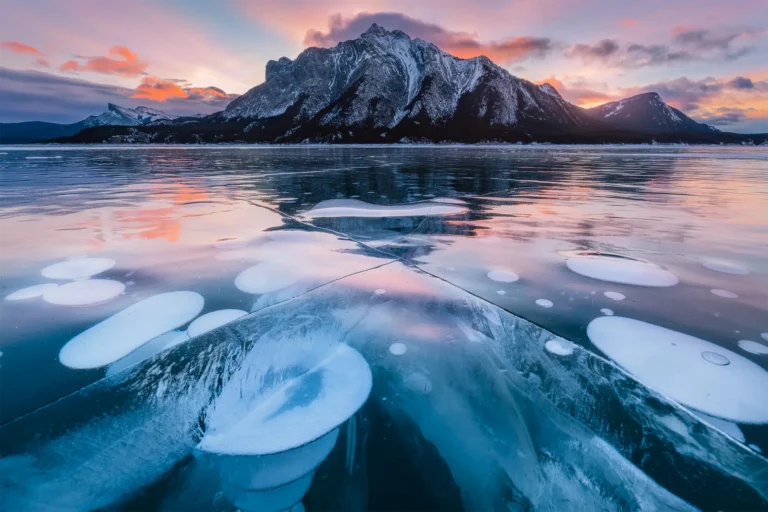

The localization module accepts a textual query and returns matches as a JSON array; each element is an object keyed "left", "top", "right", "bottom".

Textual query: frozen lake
[{"left": 1, "top": 145, "right": 767, "bottom": 510}]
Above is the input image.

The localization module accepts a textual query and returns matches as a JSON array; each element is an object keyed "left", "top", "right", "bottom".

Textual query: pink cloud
[
  {"left": 131, "top": 76, "right": 238, "bottom": 102},
  {"left": 1, "top": 41, "right": 43, "bottom": 54},
  {"left": 58, "top": 46, "right": 148, "bottom": 77}
]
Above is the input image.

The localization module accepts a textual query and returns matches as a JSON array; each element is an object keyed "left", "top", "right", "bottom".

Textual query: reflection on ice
[{"left": 59, "top": 291, "right": 204, "bottom": 369}]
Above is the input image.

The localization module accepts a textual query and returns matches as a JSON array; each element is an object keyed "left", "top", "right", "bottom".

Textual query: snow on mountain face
[
  {"left": 82, "top": 104, "right": 176, "bottom": 128},
  {"left": 586, "top": 93, "right": 719, "bottom": 133},
  {"left": 223, "top": 24, "right": 594, "bottom": 138}
]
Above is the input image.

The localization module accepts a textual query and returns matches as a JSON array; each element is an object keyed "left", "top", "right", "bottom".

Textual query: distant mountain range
[
  {"left": 0, "top": 104, "right": 179, "bottom": 144},
  {"left": 2, "top": 25, "right": 766, "bottom": 145}
]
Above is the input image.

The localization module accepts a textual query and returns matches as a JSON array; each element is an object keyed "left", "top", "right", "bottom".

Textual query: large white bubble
[
  {"left": 587, "top": 316, "right": 768, "bottom": 423},
  {"left": 700, "top": 258, "right": 750, "bottom": 275},
  {"left": 5, "top": 283, "right": 58, "bottom": 301},
  {"left": 486, "top": 270, "right": 519, "bottom": 283},
  {"left": 235, "top": 261, "right": 306, "bottom": 295},
  {"left": 565, "top": 253, "right": 678, "bottom": 287},
  {"left": 187, "top": 309, "right": 248, "bottom": 338},
  {"left": 106, "top": 330, "right": 190, "bottom": 376},
  {"left": 300, "top": 199, "right": 466, "bottom": 218},
  {"left": 41, "top": 258, "right": 116, "bottom": 280},
  {"left": 59, "top": 291, "right": 204, "bottom": 369},
  {"left": 199, "top": 344, "right": 372, "bottom": 455},
  {"left": 738, "top": 340, "right": 768, "bottom": 355},
  {"left": 43, "top": 279, "right": 125, "bottom": 306}
]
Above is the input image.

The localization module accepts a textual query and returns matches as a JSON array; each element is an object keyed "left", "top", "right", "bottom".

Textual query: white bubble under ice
[
  {"left": 710, "top": 289, "right": 738, "bottom": 299},
  {"left": 738, "top": 340, "right": 768, "bottom": 355},
  {"left": 762, "top": 333, "right": 768, "bottom": 342},
  {"left": 600, "top": 308, "right": 614, "bottom": 316},
  {"left": 106, "top": 330, "right": 190, "bottom": 376},
  {"left": 389, "top": 343, "right": 407, "bottom": 356},
  {"left": 5, "top": 283, "right": 58, "bottom": 301},
  {"left": 565, "top": 254, "right": 678, "bottom": 287},
  {"left": 187, "top": 309, "right": 248, "bottom": 338},
  {"left": 604, "top": 291, "right": 625, "bottom": 301},
  {"left": 59, "top": 291, "right": 204, "bottom": 369},
  {"left": 536, "top": 299, "right": 553, "bottom": 308},
  {"left": 300, "top": 199, "right": 467, "bottom": 219},
  {"left": 41, "top": 257, "right": 116, "bottom": 280},
  {"left": 198, "top": 344, "right": 371, "bottom": 455},
  {"left": 701, "top": 258, "right": 750, "bottom": 275},
  {"left": 42, "top": 279, "right": 125, "bottom": 306},
  {"left": 487, "top": 270, "right": 519, "bottom": 283},
  {"left": 235, "top": 261, "right": 305, "bottom": 294},
  {"left": 545, "top": 338, "right": 575, "bottom": 356},
  {"left": 587, "top": 316, "right": 768, "bottom": 423}
]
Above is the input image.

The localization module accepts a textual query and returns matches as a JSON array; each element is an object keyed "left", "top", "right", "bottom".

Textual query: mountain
[
  {"left": 1, "top": 104, "right": 177, "bottom": 144},
  {"left": 49, "top": 24, "right": 767, "bottom": 145},
  {"left": 218, "top": 24, "right": 596, "bottom": 142},
  {"left": 586, "top": 93, "right": 718, "bottom": 133}
]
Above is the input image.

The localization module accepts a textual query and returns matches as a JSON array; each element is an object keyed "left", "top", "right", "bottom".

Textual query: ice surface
[
  {"left": 565, "top": 253, "right": 678, "bottom": 287},
  {"left": 604, "top": 291, "right": 626, "bottom": 301},
  {"left": 41, "top": 257, "right": 116, "bottom": 280},
  {"left": 5, "top": 283, "right": 58, "bottom": 301},
  {"left": 187, "top": 309, "right": 248, "bottom": 338},
  {"left": 59, "top": 291, "right": 204, "bottom": 369},
  {"left": 42, "top": 279, "right": 125, "bottom": 306},
  {"left": 701, "top": 258, "right": 750, "bottom": 275},
  {"left": 738, "top": 339, "right": 768, "bottom": 355},
  {"left": 486, "top": 270, "right": 520, "bottom": 283},
  {"left": 300, "top": 199, "right": 467, "bottom": 218},
  {"left": 199, "top": 344, "right": 372, "bottom": 455},
  {"left": 587, "top": 316, "right": 768, "bottom": 423},
  {"left": 711, "top": 289, "right": 738, "bottom": 299}
]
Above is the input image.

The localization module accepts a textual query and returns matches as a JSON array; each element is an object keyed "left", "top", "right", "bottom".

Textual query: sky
[{"left": 1, "top": 0, "right": 766, "bottom": 132}]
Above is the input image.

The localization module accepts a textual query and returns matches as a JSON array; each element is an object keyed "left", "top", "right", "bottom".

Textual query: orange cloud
[
  {"left": 1, "top": 41, "right": 42, "bottom": 54},
  {"left": 621, "top": 19, "right": 638, "bottom": 27},
  {"left": 58, "top": 46, "right": 148, "bottom": 77},
  {"left": 35, "top": 57, "right": 49, "bottom": 67},
  {"left": 132, "top": 77, "right": 237, "bottom": 102},
  {"left": 132, "top": 76, "right": 187, "bottom": 101}
]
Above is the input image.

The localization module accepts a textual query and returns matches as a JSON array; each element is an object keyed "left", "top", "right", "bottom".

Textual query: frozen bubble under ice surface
[
  {"left": 5, "top": 283, "right": 58, "bottom": 301},
  {"left": 42, "top": 279, "right": 125, "bottom": 306},
  {"left": 565, "top": 252, "right": 678, "bottom": 287},
  {"left": 41, "top": 257, "right": 116, "bottom": 280},
  {"left": 187, "top": 309, "right": 248, "bottom": 338}
]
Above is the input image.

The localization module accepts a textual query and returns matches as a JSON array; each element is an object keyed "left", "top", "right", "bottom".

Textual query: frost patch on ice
[
  {"left": 587, "top": 316, "right": 768, "bottom": 423},
  {"left": 738, "top": 340, "right": 768, "bottom": 355},
  {"left": 711, "top": 289, "right": 738, "bottom": 299},
  {"left": 600, "top": 308, "right": 614, "bottom": 316},
  {"left": 43, "top": 279, "right": 125, "bottom": 306},
  {"left": 604, "top": 291, "right": 625, "bottom": 301},
  {"left": 187, "top": 309, "right": 248, "bottom": 338},
  {"left": 41, "top": 257, "right": 116, "bottom": 280},
  {"left": 545, "top": 338, "right": 575, "bottom": 356},
  {"left": 565, "top": 252, "right": 678, "bottom": 287},
  {"left": 487, "top": 270, "right": 519, "bottom": 283},
  {"left": 300, "top": 199, "right": 467, "bottom": 218},
  {"left": 199, "top": 344, "right": 371, "bottom": 455},
  {"left": 536, "top": 299, "right": 554, "bottom": 308},
  {"left": 701, "top": 258, "right": 750, "bottom": 275},
  {"left": 389, "top": 343, "right": 407, "bottom": 356},
  {"left": 59, "top": 291, "right": 204, "bottom": 369},
  {"left": 235, "top": 261, "right": 305, "bottom": 294},
  {"left": 106, "top": 330, "right": 190, "bottom": 376},
  {"left": 5, "top": 283, "right": 58, "bottom": 301}
]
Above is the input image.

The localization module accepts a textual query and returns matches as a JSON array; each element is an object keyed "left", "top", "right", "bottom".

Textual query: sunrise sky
[{"left": 1, "top": 0, "right": 766, "bottom": 132}]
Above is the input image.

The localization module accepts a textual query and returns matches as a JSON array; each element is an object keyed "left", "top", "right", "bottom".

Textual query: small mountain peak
[
  {"left": 362, "top": 23, "right": 389, "bottom": 37},
  {"left": 107, "top": 103, "right": 121, "bottom": 111}
]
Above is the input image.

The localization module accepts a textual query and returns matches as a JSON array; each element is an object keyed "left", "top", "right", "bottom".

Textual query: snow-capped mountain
[
  {"left": 82, "top": 104, "right": 176, "bottom": 127},
  {"left": 221, "top": 24, "right": 596, "bottom": 142},
  {"left": 586, "top": 93, "right": 718, "bottom": 133}
]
